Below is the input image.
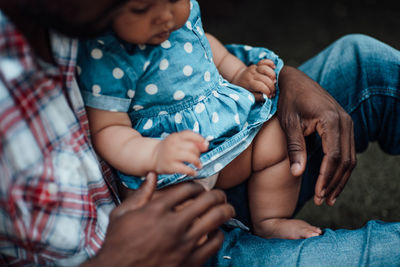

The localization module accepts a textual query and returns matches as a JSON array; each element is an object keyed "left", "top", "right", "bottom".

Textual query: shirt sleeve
[{"left": 77, "top": 38, "right": 139, "bottom": 112}]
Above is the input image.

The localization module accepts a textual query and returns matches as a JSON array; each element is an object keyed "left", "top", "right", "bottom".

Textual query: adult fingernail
[
  {"left": 290, "top": 163, "right": 301, "bottom": 175},
  {"left": 321, "top": 189, "right": 326, "bottom": 197}
]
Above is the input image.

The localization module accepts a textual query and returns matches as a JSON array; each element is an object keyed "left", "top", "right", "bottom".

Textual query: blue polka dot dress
[{"left": 77, "top": 0, "right": 284, "bottom": 189}]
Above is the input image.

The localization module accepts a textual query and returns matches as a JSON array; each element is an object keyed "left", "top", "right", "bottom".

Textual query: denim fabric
[{"left": 207, "top": 34, "right": 400, "bottom": 266}]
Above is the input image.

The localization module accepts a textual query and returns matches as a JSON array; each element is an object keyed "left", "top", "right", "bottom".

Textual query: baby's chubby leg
[
  {"left": 249, "top": 116, "right": 321, "bottom": 239},
  {"left": 217, "top": 116, "right": 321, "bottom": 239}
]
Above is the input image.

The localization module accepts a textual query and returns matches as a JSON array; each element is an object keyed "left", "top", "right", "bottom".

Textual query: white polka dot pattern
[
  {"left": 145, "top": 84, "right": 158, "bottom": 95},
  {"left": 183, "top": 65, "right": 193, "bottom": 76},
  {"left": 91, "top": 48, "right": 103, "bottom": 59},
  {"left": 229, "top": 94, "right": 240, "bottom": 101},
  {"left": 92, "top": 85, "right": 101, "bottom": 96},
  {"left": 161, "top": 40, "right": 171, "bottom": 49},
  {"left": 143, "top": 61, "right": 150, "bottom": 71},
  {"left": 143, "top": 119, "right": 153, "bottom": 130},
  {"left": 248, "top": 94, "right": 255, "bottom": 103},
  {"left": 133, "top": 105, "right": 144, "bottom": 111},
  {"left": 159, "top": 59, "right": 169, "bottom": 70},
  {"left": 184, "top": 42, "right": 193, "bottom": 53},
  {"left": 212, "top": 112, "right": 219, "bottom": 123},
  {"left": 127, "top": 89, "right": 135, "bottom": 98},
  {"left": 195, "top": 103, "right": 205, "bottom": 113},
  {"left": 259, "top": 51, "right": 267, "bottom": 58},
  {"left": 204, "top": 71, "right": 210, "bottom": 82},
  {"left": 113, "top": 68, "right": 124, "bottom": 79},
  {"left": 234, "top": 114, "right": 240, "bottom": 124},
  {"left": 175, "top": 113, "right": 183, "bottom": 123},
  {"left": 193, "top": 121, "right": 199, "bottom": 132},
  {"left": 173, "top": 90, "right": 185, "bottom": 100}
]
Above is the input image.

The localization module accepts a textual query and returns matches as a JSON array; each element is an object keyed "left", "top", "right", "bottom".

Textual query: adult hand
[
  {"left": 82, "top": 172, "right": 234, "bottom": 267},
  {"left": 277, "top": 66, "right": 356, "bottom": 206}
]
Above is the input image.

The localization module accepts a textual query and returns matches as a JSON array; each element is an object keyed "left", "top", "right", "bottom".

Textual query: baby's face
[{"left": 113, "top": 0, "right": 190, "bottom": 45}]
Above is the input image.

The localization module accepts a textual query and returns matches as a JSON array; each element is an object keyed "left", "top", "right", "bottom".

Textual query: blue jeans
[{"left": 206, "top": 34, "right": 400, "bottom": 266}]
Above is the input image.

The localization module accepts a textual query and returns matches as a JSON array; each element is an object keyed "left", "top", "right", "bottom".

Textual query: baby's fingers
[
  {"left": 256, "top": 63, "right": 276, "bottom": 81},
  {"left": 176, "top": 147, "right": 202, "bottom": 169},
  {"left": 172, "top": 162, "right": 198, "bottom": 176},
  {"left": 178, "top": 130, "right": 209, "bottom": 152},
  {"left": 250, "top": 78, "right": 275, "bottom": 98},
  {"left": 257, "top": 59, "right": 276, "bottom": 69}
]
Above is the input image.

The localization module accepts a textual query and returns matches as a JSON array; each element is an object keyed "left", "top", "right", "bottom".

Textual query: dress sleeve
[{"left": 77, "top": 39, "right": 139, "bottom": 112}]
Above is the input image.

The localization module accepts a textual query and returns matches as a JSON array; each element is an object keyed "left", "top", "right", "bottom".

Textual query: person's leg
[
  {"left": 247, "top": 117, "right": 321, "bottom": 239},
  {"left": 213, "top": 34, "right": 400, "bottom": 266},
  {"left": 205, "top": 221, "right": 400, "bottom": 266},
  {"left": 297, "top": 33, "right": 400, "bottom": 208}
]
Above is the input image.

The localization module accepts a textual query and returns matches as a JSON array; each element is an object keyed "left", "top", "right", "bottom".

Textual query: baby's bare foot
[{"left": 253, "top": 218, "right": 322, "bottom": 239}]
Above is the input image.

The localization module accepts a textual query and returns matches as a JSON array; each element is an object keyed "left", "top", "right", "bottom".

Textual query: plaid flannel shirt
[{"left": 0, "top": 10, "right": 119, "bottom": 266}]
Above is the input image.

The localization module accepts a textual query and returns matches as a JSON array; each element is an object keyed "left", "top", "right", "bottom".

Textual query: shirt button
[{"left": 47, "top": 182, "right": 59, "bottom": 195}]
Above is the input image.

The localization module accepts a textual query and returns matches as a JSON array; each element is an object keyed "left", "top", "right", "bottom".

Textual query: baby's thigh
[
  {"left": 252, "top": 116, "right": 288, "bottom": 171},
  {"left": 216, "top": 143, "right": 253, "bottom": 189}
]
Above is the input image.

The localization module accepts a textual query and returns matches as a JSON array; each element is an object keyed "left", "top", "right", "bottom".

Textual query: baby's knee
[{"left": 252, "top": 117, "right": 288, "bottom": 172}]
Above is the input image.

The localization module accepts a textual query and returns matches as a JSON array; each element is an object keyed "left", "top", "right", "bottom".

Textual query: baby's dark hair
[{"left": 14, "top": 0, "right": 128, "bottom": 37}]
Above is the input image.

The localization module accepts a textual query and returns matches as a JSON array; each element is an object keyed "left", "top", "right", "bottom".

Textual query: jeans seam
[{"left": 348, "top": 87, "right": 400, "bottom": 114}]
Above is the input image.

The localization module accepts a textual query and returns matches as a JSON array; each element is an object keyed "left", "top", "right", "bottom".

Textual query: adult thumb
[
  {"left": 286, "top": 127, "right": 307, "bottom": 177},
  {"left": 114, "top": 172, "right": 157, "bottom": 219}
]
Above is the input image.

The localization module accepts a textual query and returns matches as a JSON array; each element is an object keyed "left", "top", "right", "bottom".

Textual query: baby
[{"left": 77, "top": 0, "right": 322, "bottom": 239}]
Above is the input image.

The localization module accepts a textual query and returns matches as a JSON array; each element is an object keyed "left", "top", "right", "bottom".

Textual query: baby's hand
[
  {"left": 152, "top": 130, "right": 209, "bottom": 176},
  {"left": 232, "top": 59, "right": 277, "bottom": 101}
]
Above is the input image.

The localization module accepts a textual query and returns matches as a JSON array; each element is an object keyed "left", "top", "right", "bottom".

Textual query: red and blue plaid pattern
[{"left": 0, "top": 11, "right": 119, "bottom": 265}]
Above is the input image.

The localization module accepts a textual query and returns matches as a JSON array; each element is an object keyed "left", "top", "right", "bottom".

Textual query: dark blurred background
[{"left": 201, "top": 0, "right": 400, "bottom": 229}]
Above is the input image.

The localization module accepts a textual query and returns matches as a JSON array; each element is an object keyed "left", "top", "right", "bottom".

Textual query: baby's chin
[{"left": 147, "top": 33, "right": 171, "bottom": 45}]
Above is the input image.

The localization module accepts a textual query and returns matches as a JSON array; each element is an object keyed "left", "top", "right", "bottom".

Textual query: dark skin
[
  {"left": 278, "top": 66, "right": 356, "bottom": 206},
  {"left": 82, "top": 173, "right": 234, "bottom": 267},
  {"left": 0, "top": 0, "right": 356, "bottom": 264}
]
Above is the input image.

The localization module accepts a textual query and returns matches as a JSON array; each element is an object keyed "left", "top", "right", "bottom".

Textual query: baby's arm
[
  {"left": 87, "top": 107, "right": 209, "bottom": 177},
  {"left": 206, "top": 33, "right": 277, "bottom": 100}
]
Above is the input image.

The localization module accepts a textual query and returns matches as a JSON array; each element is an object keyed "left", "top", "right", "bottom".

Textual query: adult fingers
[
  {"left": 186, "top": 201, "right": 235, "bottom": 241},
  {"left": 313, "top": 111, "right": 342, "bottom": 205},
  {"left": 279, "top": 113, "right": 307, "bottom": 177},
  {"left": 110, "top": 172, "right": 157, "bottom": 221},
  {"left": 177, "top": 189, "right": 230, "bottom": 225},
  {"left": 252, "top": 92, "right": 264, "bottom": 102},
  {"left": 156, "top": 182, "right": 205, "bottom": 209},
  {"left": 184, "top": 230, "right": 224, "bottom": 267},
  {"left": 325, "top": 116, "right": 356, "bottom": 205}
]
